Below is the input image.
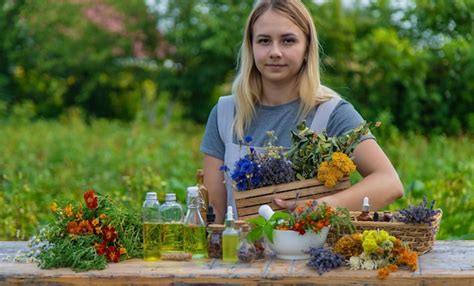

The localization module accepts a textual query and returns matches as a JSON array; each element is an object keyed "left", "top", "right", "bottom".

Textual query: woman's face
[{"left": 252, "top": 9, "right": 307, "bottom": 86}]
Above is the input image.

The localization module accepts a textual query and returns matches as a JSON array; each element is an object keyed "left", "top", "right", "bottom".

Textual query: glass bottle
[
  {"left": 159, "top": 193, "right": 185, "bottom": 255},
  {"left": 357, "top": 197, "right": 373, "bottom": 221},
  {"left": 142, "top": 192, "right": 161, "bottom": 261},
  {"left": 183, "top": 186, "right": 208, "bottom": 259},
  {"left": 207, "top": 224, "right": 224, "bottom": 259},
  {"left": 196, "top": 169, "right": 209, "bottom": 224},
  {"left": 222, "top": 206, "right": 239, "bottom": 263},
  {"left": 237, "top": 224, "right": 256, "bottom": 263}
]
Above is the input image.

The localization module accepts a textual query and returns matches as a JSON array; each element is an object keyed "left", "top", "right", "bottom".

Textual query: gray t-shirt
[{"left": 201, "top": 98, "right": 373, "bottom": 160}]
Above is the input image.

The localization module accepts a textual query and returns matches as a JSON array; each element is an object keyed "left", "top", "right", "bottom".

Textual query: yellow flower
[
  {"left": 331, "top": 152, "right": 356, "bottom": 174},
  {"left": 49, "top": 202, "right": 58, "bottom": 213},
  {"left": 64, "top": 204, "right": 73, "bottom": 217},
  {"left": 91, "top": 218, "right": 99, "bottom": 226}
]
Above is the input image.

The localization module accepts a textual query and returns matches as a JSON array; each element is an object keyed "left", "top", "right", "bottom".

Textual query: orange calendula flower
[
  {"left": 64, "top": 204, "right": 74, "bottom": 217},
  {"left": 67, "top": 221, "right": 80, "bottom": 234},
  {"left": 84, "top": 189, "right": 98, "bottom": 209},
  {"left": 91, "top": 218, "right": 99, "bottom": 226},
  {"left": 49, "top": 202, "right": 58, "bottom": 212},
  {"left": 99, "top": 213, "right": 107, "bottom": 220},
  {"left": 75, "top": 211, "right": 83, "bottom": 220},
  {"left": 95, "top": 226, "right": 102, "bottom": 235},
  {"left": 119, "top": 247, "right": 127, "bottom": 255},
  {"left": 78, "top": 220, "right": 94, "bottom": 234}
]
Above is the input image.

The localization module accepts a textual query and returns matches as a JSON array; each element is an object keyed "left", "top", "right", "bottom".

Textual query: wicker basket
[
  {"left": 327, "top": 210, "right": 442, "bottom": 255},
  {"left": 234, "top": 177, "right": 350, "bottom": 219}
]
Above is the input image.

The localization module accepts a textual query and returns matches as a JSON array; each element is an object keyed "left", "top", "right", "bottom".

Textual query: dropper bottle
[
  {"left": 222, "top": 206, "right": 239, "bottom": 263},
  {"left": 356, "top": 196, "right": 373, "bottom": 221}
]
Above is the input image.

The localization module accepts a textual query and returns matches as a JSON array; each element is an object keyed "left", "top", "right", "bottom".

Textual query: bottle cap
[
  {"left": 226, "top": 206, "right": 234, "bottom": 221},
  {"left": 362, "top": 196, "right": 370, "bottom": 211},
  {"left": 146, "top": 192, "right": 157, "bottom": 201},
  {"left": 165, "top": 193, "right": 176, "bottom": 201},
  {"left": 258, "top": 205, "right": 274, "bottom": 221},
  {"left": 187, "top": 186, "right": 199, "bottom": 197}
]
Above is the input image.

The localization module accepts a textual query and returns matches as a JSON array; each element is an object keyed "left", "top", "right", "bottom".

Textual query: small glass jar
[
  {"left": 253, "top": 237, "right": 266, "bottom": 259},
  {"left": 237, "top": 224, "right": 256, "bottom": 263},
  {"left": 207, "top": 224, "right": 225, "bottom": 259}
]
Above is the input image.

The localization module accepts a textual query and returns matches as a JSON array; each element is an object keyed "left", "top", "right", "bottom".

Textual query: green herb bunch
[
  {"left": 287, "top": 121, "right": 376, "bottom": 180},
  {"left": 34, "top": 190, "right": 142, "bottom": 272}
]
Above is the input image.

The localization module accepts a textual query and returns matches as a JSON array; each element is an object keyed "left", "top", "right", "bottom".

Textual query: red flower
[
  {"left": 67, "top": 221, "right": 80, "bottom": 234},
  {"left": 95, "top": 241, "right": 107, "bottom": 255},
  {"left": 102, "top": 226, "right": 118, "bottom": 242},
  {"left": 84, "top": 190, "right": 98, "bottom": 209},
  {"left": 106, "top": 246, "right": 121, "bottom": 263}
]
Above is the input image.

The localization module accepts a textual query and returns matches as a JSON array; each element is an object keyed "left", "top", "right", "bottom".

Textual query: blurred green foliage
[{"left": 0, "top": 0, "right": 473, "bottom": 133}]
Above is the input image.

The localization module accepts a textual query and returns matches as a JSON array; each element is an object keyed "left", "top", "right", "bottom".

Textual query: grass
[{"left": 0, "top": 119, "right": 472, "bottom": 240}]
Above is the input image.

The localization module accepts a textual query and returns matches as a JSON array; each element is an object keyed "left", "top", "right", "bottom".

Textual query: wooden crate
[{"left": 234, "top": 178, "right": 350, "bottom": 219}]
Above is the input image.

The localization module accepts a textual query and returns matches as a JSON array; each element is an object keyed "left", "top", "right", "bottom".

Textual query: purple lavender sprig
[
  {"left": 396, "top": 197, "right": 440, "bottom": 226},
  {"left": 306, "top": 247, "right": 344, "bottom": 275}
]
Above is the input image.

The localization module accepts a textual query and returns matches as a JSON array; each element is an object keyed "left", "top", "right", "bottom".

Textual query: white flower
[
  {"left": 362, "top": 259, "right": 377, "bottom": 270},
  {"left": 349, "top": 256, "right": 362, "bottom": 270}
]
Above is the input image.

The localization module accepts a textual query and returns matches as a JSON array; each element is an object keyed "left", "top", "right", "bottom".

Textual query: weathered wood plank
[{"left": 0, "top": 241, "right": 473, "bottom": 285}]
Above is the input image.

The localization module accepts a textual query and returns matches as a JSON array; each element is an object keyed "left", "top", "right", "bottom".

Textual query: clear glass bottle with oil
[
  {"left": 222, "top": 206, "right": 239, "bottom": 263},
  {"left": 142, "top": 192, "right": 161, "bottom": 261},
  {"left": 159, "top": 193, "right": 185, "bottom": 255},
  {"left": 183, "top": 186, "right": 208, "bottom": 259}
]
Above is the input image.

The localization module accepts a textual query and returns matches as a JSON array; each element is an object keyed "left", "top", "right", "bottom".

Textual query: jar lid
[
  {"left": 208, "top": 224, "right": 225, "bottom": 231},
  {"left": 241, "top": 224, "right": 250, "bottom": 232},
  {"left": 234, "top": 220, "right": 246, "bottom": 228}
]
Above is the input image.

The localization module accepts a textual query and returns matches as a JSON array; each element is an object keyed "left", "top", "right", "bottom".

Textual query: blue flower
[
  {"left": 244, "top": 135, "right": 253, "bottom": 143},
  {"left": 219, "top": 165, "right": 230, "bottom": 172}
]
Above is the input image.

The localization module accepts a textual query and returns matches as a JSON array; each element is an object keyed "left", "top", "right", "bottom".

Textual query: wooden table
[{"left": 1, "top": 240, "right": 473, "bottom": 285}]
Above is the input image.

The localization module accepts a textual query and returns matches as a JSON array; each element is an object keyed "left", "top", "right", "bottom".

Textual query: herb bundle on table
[{"left": 30, "top": 190, "right": 142, "bottom": 271}]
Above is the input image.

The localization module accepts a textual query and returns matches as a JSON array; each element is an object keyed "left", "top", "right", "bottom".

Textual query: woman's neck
[{"left": 260, "top": 80, "right": 298, "bottom": 106}]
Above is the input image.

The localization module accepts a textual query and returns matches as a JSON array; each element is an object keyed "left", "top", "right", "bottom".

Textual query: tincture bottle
[
  {"left": 142, "top": 192, "right": 161, "bottom": 261},
  {"left": 222, "top": 206, "right": 239, "bottom": 263},
  {"left": 356, "top": 197, "right": 373, "bottom": 221},
  {"left": 183, "top": 186, "right": 208, "bottom": 259}
]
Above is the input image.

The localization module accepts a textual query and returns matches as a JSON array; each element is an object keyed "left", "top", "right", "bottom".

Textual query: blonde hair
[{"left": 231, "top": 0, "right": 339, "bottom": 140}]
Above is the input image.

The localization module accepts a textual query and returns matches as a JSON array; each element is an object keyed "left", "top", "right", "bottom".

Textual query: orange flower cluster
[
  {"left": 333, "top": 233, "right": 363, "bottom": 259},
  {"left": 53, "top": 190, "right": 127, "bottom": 263},
  {"left": 378, "top": 264, "right": 399, "bottom": 280},
  {"left": 276, "top": 200, "right": 332, "bottom": 235},
  {"left": 317, "top": 152, "right": 356, "bottom": 188}
]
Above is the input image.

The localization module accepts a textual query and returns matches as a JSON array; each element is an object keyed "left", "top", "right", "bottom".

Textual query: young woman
[{"left": 200, "top": 0, "right": 403, "bottom": 223}]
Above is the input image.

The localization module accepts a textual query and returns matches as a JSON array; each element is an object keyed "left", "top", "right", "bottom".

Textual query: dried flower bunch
[
  {"left": 222, "top": 122, "right": 378, "bottom": 191},
  {"left": 396, "top": 197, "right": 440, "bottom": 225},
  {"left": 306, "top": 247, "right": 345, "bottom": 274},
  {"left": 33, "top": 190, "right": 142, "bottom": 272},
  {"left": 221, "top": 133, "right": 295, "bottom": 191},
  {"left": 287, "top": 121, "right": 377, "bottom": 186},
  {"left": 337, "top": 230, "right": 418, "bottom": 280},
  {"left": 276, "top": 200, "right": 353, "bottom": 235}
]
